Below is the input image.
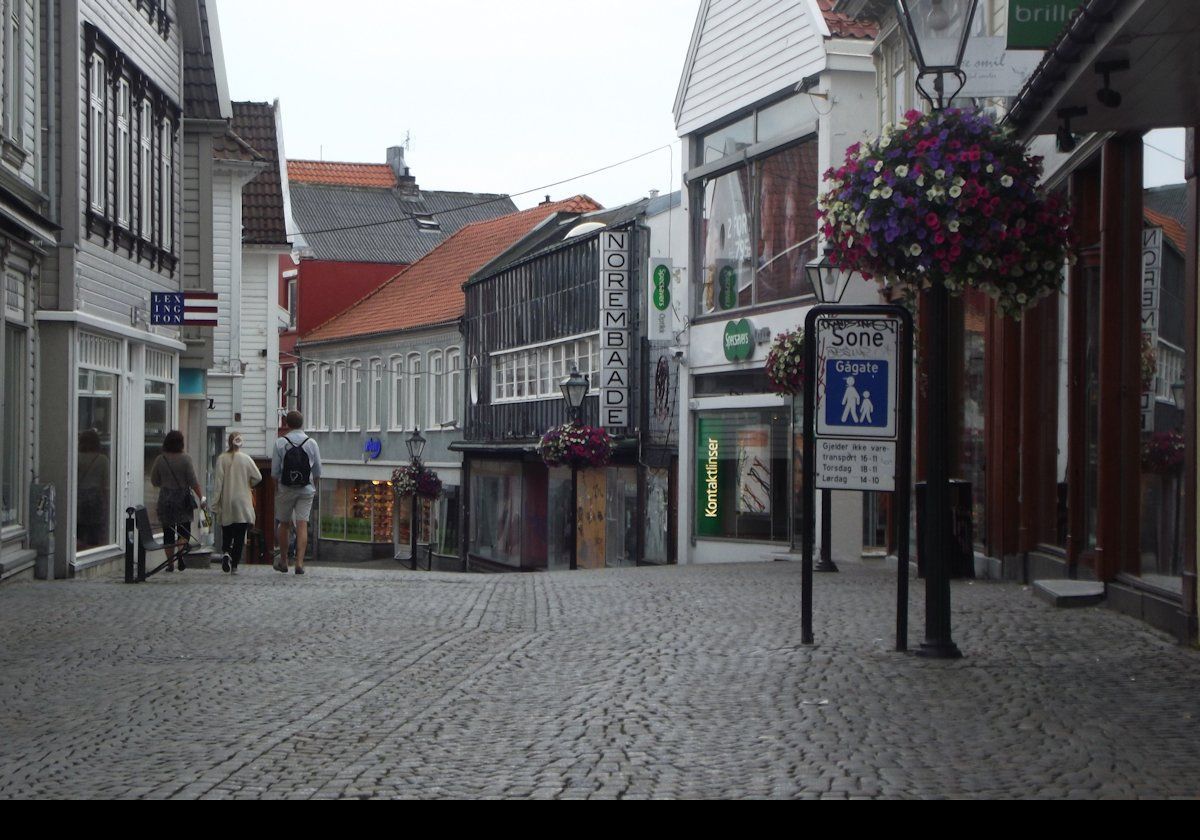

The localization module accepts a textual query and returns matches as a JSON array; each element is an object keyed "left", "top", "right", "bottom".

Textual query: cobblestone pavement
[{"left": 1, "top": 559, "right": 1198, "bottom": 799}]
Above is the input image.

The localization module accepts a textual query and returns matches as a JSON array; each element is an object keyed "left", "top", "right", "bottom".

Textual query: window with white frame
[
  {"left": 304, "top": 364, "right": 318, "bottom": 419},
  {"left": 4, "top": 1, "right": 23, "bottom": 143},
  {"left": 446, "top": 348, "right": 463, "bottom": 427},
  {"left": 333, "top": 362, "right": 348, "bottom": 431},
  {"left": 490, "top": 334, "right": 599, "bottom": 403},
  {"left": 428, "top": 350, "right": 444, "bottom": 429},
  {"left": 348, "top": 360, "right": 362, "bottom": 431},
  {"left": 159, "top": 117, "right": 173, "bottom": 250},
  {"left": 88, "top": 55, "right": 106, "bottom": 212},
  {"left": 320, "top": 365, "right": 333, "bottom": 431},
  {"left": 285, "top": 365, "right": 298, "bottom": 412},
  {"left": 388, "top": 354, "right": 404, "bottom": 430},
  {"left": 406, "top": 353, "right": 423, "bottom": 431},
  {"left": 139, "top": 99, "right": 152, "bottom": 239},
  {"left": 286, "top": 277, "right": 298, "bottom": 329},
  {"left": 367, "top": 357, "right": 382, "bottom": 431},
  {"left": 116, "top": 80, "right": 131, "bottom": 227}
]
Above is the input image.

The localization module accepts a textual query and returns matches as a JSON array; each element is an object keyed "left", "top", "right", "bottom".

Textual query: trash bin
[{"left": 915, "top": 479, "right": 975, "bottom": 579}]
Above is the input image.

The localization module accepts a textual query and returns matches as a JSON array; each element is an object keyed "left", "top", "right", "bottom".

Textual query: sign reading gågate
[
  {"left": 814, "top": 315, "right": 900, "bottom": 491},
  {"left": 600, "top": 230, "right": 630, "bottom": 429}
]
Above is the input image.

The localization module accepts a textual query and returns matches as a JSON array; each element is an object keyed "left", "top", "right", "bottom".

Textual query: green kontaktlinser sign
[
  {"left": 652, "top": 263, "right": 671, "bottom": 312},
  {"left": 1007, "top": 0, "right": 1079, "bottom": 50},
  {"left": 723, "top": 318, "right": 754, "bottom": 362}
]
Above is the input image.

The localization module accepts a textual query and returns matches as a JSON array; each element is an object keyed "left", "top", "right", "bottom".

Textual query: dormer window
[{"left": 415, "top": 214, "right": 440, "bottom": 231}]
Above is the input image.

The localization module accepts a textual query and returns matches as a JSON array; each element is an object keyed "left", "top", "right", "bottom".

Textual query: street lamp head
[
  {"left": 805, "top": 256, "right": 855, "bottom": 305},
  {"left": 1171, "top": 379, "right": 1185, "bottom": 412},
  {"left": 895, "top": 0, "right": 977, "bottom": 73},
  {"left": 406, "top": 427, "right": 426, "bottom": 463},
  {"left": 560, "top": 364, "right": 589, "bottom": 417}
]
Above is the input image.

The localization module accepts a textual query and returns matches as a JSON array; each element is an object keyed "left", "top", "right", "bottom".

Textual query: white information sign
[
  {"left": 814, "top": 315, "right": 902, "bottom": 491},
  {"left": 958, "top": 37, "right": 1044, "bottom": 99},
  {"left": 600, "top": 230, "right": 630, "bottom": 428}
]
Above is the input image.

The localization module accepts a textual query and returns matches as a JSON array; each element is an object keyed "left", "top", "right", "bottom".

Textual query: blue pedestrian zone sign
[{"left": 824, "top": 359, "right": 888, "bottom": 430}]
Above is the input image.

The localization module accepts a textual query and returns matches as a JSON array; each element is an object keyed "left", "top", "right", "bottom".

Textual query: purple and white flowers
[{"left": 818, "top": 108, "right": 1074, "bottom": 318}]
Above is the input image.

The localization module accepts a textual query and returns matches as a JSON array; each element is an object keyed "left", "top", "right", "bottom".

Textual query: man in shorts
[{"left": 272, "top": 410, "right": 322, "bottom": 575}]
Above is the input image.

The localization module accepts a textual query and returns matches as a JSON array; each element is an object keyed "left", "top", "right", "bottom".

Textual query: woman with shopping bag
[
  {"left": 212, "top": 431, "right": 262, "bottom": 574},
  {"left": 149, "top": 430, "right": 205, "bottom": 571}
]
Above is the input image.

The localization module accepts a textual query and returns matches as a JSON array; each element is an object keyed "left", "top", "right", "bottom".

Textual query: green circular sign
[
  {"left": 652, "top": 265, "right": 671, "bottom": 312},
  {"left": 723, "top": 318, "right": 754, "bottom": 362},
  {"left": 718, "top": 266, "right": 737, "bottom": 310}
]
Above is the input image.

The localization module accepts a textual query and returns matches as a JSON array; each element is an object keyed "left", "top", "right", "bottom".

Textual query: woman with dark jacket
[{"left": 149, "top": 430, "right": 205, "bottom": 571}]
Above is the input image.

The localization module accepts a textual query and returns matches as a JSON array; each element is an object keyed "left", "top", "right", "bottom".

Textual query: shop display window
[
  {"left": 469, "top": 460, "right": 523, "bottom": 567},
  {"left": 694, "top": 408, "right": 790, "bottom": 542},
  {"left": 319, "top": 478, "right": 393, "bottom": 543},
  {"left": 77, "top": 369, "right": 117, "bottom": 551}
]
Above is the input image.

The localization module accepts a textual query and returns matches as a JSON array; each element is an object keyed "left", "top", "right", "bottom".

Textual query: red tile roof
[
  {"left": 1145, "top": 207, "right": 1188, "bottom": 255},
  {"left": 300, "top": 196, "right": 603, "bottom": 343},
  {"left": 288, "top": 160, "right": 397, "bottom": 188},
  {"left": 817, "top": 0, "right": 878, "bottom": 40}
]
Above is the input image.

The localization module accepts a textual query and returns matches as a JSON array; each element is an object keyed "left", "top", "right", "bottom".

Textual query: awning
[
  {"left": 1007, "top": 0, "right": 1200, "bottom": 139},
  {"left": 0, "top": 184, "right": 58, "bottom": 246}
]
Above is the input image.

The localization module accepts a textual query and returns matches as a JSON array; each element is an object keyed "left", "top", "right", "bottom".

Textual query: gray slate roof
[
  {"left": 1144, "top": 184, "right": 1187, "bottom": 227},
  {"left": 183, "top": 0, "right": 223, "bottom": 120},
  {"left": 289, "top": 185, "right": 516, "bottom": 264}
]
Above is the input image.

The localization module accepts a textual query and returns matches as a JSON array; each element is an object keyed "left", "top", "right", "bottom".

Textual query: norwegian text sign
[
  {"left": 600, "top": 230, "right": 630, "bottom": 429},
  {"left": 1141, "top": 226, "right": 1163, "bottom": 433},
  {"left": 814, "top": 315, "right": 901, "bottom": 491}
]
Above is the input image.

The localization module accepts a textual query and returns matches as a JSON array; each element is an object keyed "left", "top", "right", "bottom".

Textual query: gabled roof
[
  {"left": 300, "top": 196, "right": 602, "bottom": 345},
  {"left": 232, "top": 102, "right": 289, "bottom": 246},
  {"left": 288, "top": 179, "right": 517, "bottom": 264},
  {"left": 182, "top": 0, "right": 230, "bottom": 121},
  {"left": 1145, "top": 207, "right": 1187, "bottom": 256}
]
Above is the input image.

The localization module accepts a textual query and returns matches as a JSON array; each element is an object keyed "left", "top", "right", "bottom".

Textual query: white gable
[{"left": 674, "top": 0, "right": 829, "bottom": 137}]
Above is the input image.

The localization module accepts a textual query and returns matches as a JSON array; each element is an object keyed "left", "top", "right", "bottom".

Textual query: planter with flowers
[
  {"left": 391, "top": 464, "right": 443, "bottom": 499},
  {"left": 539, "top": 421, "right": 614, "bottom": 469},
  {"left": 1142, "top": 429, "right": 1185, "bottom": 475},
  {"left": 818, "top": 107, "right": 1074, "bottom": 318},
  {"left": 765, "top": 328, "right": 806, "bottom": 396}
]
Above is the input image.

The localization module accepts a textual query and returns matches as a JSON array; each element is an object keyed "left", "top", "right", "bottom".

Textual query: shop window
[
  {"left": 142, "top": 376, "right": 172, "bottom": 529},
  {"left": 469, "top": 460, "right": 523, "bottom": 567},
  {"left": 643, "top": 467, "right": 671, "bottom": 564},
  {"left": 319, "top": 479, "right": 393, "bottom": 543},
  {"left": 605, "top": 466, "right": 638, "bottom": 567},
  {"left": 694, "top": 408, "right": 790, "bottom": 542},
  {"left": 546, "top": 466, "right": 572, "bottom": 570},
  {"left": 695, "top": 139, "right": 819, "bottom": 315},
  {"left": 2, "top": 325, "right": 26, "bottom": 529},
  {"left": 77, "top": 368, "right": 117, "bottom": 552}
]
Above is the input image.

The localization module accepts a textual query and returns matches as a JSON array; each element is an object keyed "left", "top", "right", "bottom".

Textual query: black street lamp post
[
  {"left": 561, "top": 364, "right": 588, "bottom": 571},
  {"left": 894, "top": 0, "right": 977, "bottom": 659},
  {"left": 406, "top": 427, "right": 426, "bottom": 571}
]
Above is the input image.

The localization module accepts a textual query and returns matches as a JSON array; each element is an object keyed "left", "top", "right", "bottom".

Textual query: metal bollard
[{"left": 124, "top": 507, "right": 137, "bottom": 584}]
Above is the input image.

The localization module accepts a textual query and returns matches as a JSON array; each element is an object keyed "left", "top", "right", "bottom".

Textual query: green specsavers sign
[
  {"left": 723, "top": 318, "right": 754, "bottom": 362},
  {"left": 1007, "top": 1, "right": 1079, "bottom": 50}
]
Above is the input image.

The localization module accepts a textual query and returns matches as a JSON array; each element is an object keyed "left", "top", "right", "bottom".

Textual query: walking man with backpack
[{"left": 272, "top": 410, "right": 322, "bottom": 575}]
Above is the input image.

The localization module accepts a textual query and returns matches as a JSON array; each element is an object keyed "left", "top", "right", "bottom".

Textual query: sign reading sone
[{"left": 600, "top": 230, "right": 630, "bottom": 429}]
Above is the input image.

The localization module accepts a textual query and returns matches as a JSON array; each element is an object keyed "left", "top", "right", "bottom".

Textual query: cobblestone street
[{"left": 1, "top": 559, "right": 1197, "bottom": 799}]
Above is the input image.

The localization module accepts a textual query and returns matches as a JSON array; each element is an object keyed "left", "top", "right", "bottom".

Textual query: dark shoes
[
  {"left": 294, "top": 566, "right": 305, "bottom": 575},
  {"left": 221, "top": 553, "right": 231, "bottom": 573}
]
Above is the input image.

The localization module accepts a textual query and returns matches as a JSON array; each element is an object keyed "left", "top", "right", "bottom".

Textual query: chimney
[
  {"left": 539, "top": 195, "right": 552, "bottom": 205},
  {"left": 387, "top": 146, "right": 420, "bottom": 197},
  {"left": 649, "top": 189, "right": 660, "bottom": 199}
]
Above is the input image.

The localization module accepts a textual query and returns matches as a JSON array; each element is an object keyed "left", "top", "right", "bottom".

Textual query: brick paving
[{"left": 0, "top": 559, "right": 1197, "bottom": 799}]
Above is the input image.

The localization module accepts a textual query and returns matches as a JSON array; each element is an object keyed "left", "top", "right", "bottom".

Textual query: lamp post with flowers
[
  {"left": 405, "top": 427, "right": 426, "bottom": 570},
  {"left": 560, "top": 365, "right": 588, "bottom": 571}
]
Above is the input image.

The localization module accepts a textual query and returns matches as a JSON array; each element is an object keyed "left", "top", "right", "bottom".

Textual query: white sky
[
  {"left": 213, "top": 0, "right": 699, "bottom": 210},
  {"left": 213, "top": 1, "right": 1187, "bottom": 211}
]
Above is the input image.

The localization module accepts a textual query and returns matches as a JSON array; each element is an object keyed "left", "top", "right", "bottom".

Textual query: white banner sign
[
  {"left": 600, "top": 230, "right": 630, "bottom": 429},
  {"left": 959, "top": 37, "right": 1044, "bottom": 99}
]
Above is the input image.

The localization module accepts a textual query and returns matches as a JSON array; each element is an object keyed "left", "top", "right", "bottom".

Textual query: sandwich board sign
[{"left": 813, "top": 315, "right": 901, "bottom": 491}]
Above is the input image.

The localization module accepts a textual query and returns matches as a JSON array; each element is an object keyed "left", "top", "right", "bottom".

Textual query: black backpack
[{"left": 281, "top": 436, "right": 312, "bottom": 487}]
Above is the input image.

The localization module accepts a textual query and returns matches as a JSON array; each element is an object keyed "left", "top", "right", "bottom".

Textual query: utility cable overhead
[{"left": 286, "top": 143, "right": 679, "bottom": 239}]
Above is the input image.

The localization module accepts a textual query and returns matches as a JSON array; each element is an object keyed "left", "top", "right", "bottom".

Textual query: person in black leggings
[{"left": 212, "top": 432, "right": 262, "bottom": 574}]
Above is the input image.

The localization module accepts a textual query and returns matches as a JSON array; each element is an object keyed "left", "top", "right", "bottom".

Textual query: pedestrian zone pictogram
[{"left": 824, "top": 359, "right": 888, "bottom": 430}]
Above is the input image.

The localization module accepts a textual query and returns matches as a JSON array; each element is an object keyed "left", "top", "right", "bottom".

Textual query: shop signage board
[
  {"left": 695, "top": 417, "right": 728, "bottom": 537},
  {"left": 600, "top": 230, "right": 630, "bottom": 429},
  {"left": 1006, "top": 0, "right": 1077, "bottom": 50},
  {"left": 150, "top": 291, "right": 218, "bottom": 326},
  {"left": 813, "top": 315, "right": 900, "bottom": 491},
  {"left": 723, "top": 318, "right": 754, "bottom": 361},
  {"left": 1141, "top": 226, "right": 1163, "bottom": 433},
  {"left": 959, "top": 37, "right": 1043, "bottom": 98},
  {"left": 647, "top": 257, "right": 675, "bottom": 341}
]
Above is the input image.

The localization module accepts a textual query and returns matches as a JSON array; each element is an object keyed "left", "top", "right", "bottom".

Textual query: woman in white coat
[{"left": 212, "top": 432, "right": 262, "bottom": 574}]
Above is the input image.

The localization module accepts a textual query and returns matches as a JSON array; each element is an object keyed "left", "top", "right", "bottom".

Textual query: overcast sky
[
  {"left": 213, "top": 0, "right": 698, "bottom": 210},
  {"left": 213, "top": 0, "right": 1184, "bottom": 212}
]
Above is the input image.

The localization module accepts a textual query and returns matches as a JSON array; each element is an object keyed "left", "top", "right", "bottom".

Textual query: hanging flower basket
[
  {"left": 765, "top": 328, "right": 806, "bottom": 396},
  {"left": 539, "top": 421, "right": 614, "bottom": 469},
  {"left": 391, "top": 464, "right": 443, "bottom": 499},
  {"left": 1142, "top": 429, "right": 1185, "bottom": 475},
  {"left": 818, "top": 108, "right": 1074, "bottom": 319}
]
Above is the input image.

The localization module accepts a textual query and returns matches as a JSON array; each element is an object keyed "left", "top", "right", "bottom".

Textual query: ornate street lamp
[
  {"left": 560, "top": 365, "right": 588, "bottom": 570},
  {"left": 895, "top": 0, "right": 978, "bottom": 109},
  {"left": 804, "top": 254, "right": 857, "bottom": 573},
  {"left": 895, "top": 0, "right": 977, "bottom": 660},
  {"left": 406, "top": 427, "right": 426, "bottom": 569}
]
